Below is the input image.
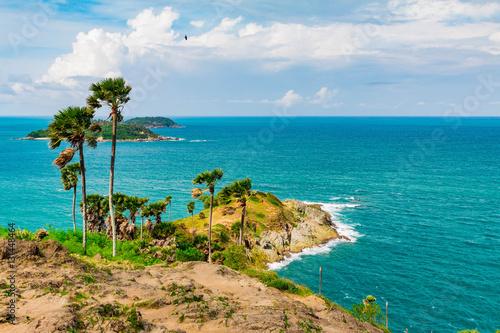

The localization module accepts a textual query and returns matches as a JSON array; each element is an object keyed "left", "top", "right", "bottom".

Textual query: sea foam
[{"left": 267, "top": 201, "right": 362, "bottom": 271}]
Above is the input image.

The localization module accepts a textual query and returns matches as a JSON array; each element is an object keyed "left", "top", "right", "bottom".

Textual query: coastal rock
[{"left": 35, "top": 228, "right": 49, "bottom": 241}]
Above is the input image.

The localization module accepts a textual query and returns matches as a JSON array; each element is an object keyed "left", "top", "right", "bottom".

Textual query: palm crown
[
  {"left": 192, "top": 168, "right": 224, "bottom": 195},
  {"left": 87, "top": 77, "right": 131, "bottom": 117},
  {"left": 48, "top": 106, "right": 101, "bottom": 168},
  {"left": 61, "top": 162, "right": 81, "bottom": 190}
]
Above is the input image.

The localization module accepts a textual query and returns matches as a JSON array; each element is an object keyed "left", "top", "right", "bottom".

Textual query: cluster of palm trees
[
  {"left": 49, "top": 77, "right": 131, "bottom": 256},
  {"left": 49, "top": 77, "right": 255, "bottom": 262}
]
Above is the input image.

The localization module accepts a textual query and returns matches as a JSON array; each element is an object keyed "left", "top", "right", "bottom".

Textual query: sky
[{"left": 1, "top": 0, "right": 500, "bottom": 117}]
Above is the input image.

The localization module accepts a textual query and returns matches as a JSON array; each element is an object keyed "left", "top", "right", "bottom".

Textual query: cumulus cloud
[
  {"left": 310, "top": 87, "right": 338, "bottom": 108},
  {"left": 274, "top": 90, "right": 303, "bottom": 108},
  {"left": 13, "top": 1, "right": 500, "bottom": 99}
]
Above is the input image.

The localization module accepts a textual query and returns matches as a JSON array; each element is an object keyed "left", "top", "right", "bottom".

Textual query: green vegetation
[
  {"left": 123, "top": 116, "right": 180, "bottom": 128},
  {"left": 348, "top": 295, "right": 390, "bottom": 333},
  {"left": 98, "top": 122, "right": 160, "bottom": 140},
  {"left": 243, "top": 268, "right": 313, "bottom": 297},
  {"left": 26, "top": 128, "right": 48, "bottom": 138}
]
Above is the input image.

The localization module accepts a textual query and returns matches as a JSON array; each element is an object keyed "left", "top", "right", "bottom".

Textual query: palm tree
[
  {"left": 192, "top": 168, "right": 223, "bottom": 264},
  {"left": 83, "top": 194, "right": 107, "bottom": 233},
  {"left": 149, "top": 200, "right": 167, "bottom": 224},
  {"left": 187, "top": 201, "right": 195, "bottom": 235},
  {"left": 219, "top": 177, "right": 252, "bottom": 246},
  {"left": 48, "top": 106, "right": 101, "bottom": 254},
  {"left": 126, "top": 196, "right": 149, "bottom": 240},
  {"left": 87, "top": 77, "right": 132, "bottom": 257},
  {"left": 165, "top": 195, "right": 172, "bottom": 222},
  {"left": 60, "top": 162, "right": 81, "bottom": 231},
  {"left": 138, "top": 198, "right": 150, "bottom": 240}
]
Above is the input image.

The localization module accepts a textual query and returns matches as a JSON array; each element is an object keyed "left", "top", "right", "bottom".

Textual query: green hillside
[{"left": 123, "top": 117, "right": 181, "bottom": 128}]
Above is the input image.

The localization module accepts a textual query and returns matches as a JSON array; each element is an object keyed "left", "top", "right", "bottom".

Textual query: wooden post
[
  {"left": 406, "top": 329, "right": 408, "bottom": 333},
  {"left": 319, "top": 267, "right": 322, "bottom": 295},
  {"left": 386, "top": 301, "right": 388, "bottom": 328}
]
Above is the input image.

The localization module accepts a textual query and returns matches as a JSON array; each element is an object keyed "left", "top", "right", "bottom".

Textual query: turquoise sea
[{"left": 0, "top": 117, "right": 499, "bottom": 332}]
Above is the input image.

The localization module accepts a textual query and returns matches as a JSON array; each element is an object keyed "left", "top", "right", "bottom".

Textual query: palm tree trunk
[
  {"left": 140, "top": 216, "right": 143, "bottom": 241},
  {"left": 72, "top": 186, "right": 77, "bottom": 232},
  {"left": 110, "top": 110, "right": 117, "bottom": 257},
  {"left": 208, "top": 190, "right": 214, "bottom": 264},
  {"left": 79, "top": 146, "right": 87, "bottom": 255},
  {"left": 169, "top": 203, "right": 171, "bottom": 222},
  {"left": 239, "top": 205, "right": 246, "bottom": 246}
]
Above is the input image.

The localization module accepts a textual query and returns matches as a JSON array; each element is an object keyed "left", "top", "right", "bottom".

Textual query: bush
[
  {"left": 176, "top": 247, "right": 204, "bottom": 262},
  {"left": 212, "top": 251, "right": 225, "bottom": 262},
  {"left": 152, "top": 222, "right": 176, "bottom": 239},
  {"left": 250, "top": 248, "right": 269, "bottom": 269},
  {"left": 267, "top": 279, "right": 298, "bottom": 293},
  {"left": 193, "top": 235, "right": 208, "bottom": 247},
  {"left": 349, "top": 295, "right": 386, "bottom": 327},
  {"left": 230, "top": 221, "right": 241, "bottom": 238},
  {"left": 242, "top": 268, "right": 313, "bottom": 296},
  {"left": 223, "top": 245, "right": 248, "bottom": 271}
]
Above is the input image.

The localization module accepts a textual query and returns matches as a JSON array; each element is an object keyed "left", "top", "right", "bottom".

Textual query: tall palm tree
[
  {"left": 187, "top": 201, "right": 195, "bottom": 235},
  {"left": 165, "top": 195, "right": 172, "bottom": 222},
  {"left": 87, "top": 77, "right": 132, "bottom": 257},
  {"left": 60, "top": 162, "right": 81, "bottom": 231},
  {"left": 192, "top": 168, "right": 223, "bottom": 263},
  {"left": 48, "top": 106, "right": 101, "bottom": 254},
  {"left": 219, "top": 177, "right": 252, "bottom": 246},
  {"left": 138, "top": 198, "right": 150, "bottom": 240}
]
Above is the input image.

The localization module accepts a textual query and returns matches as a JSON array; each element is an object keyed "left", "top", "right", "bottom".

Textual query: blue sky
[{"left": 1, "top": 0, "right": 500, "bottom": 117}]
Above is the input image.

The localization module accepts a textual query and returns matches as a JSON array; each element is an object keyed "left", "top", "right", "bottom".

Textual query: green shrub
[
  {"left": 14, "top": 228, "right": 37, "bottom": 241},
  {"left": 457, "top": 331, "right": 480, "bottom": 333},
  {"left": 152, "top": 222, "right": 176, "bottom": 239},
  {"left": 175, "top": 247, "right": 204, "bottom": 262},
  {"left": 349, "top": 296, "right": 386, "bottom": 328},
  {"left": 230, "top": 221, "right": 241, "bottom": 237},
  {"left": 268, "top": 279, "right": 298, "bottom": 293},
  {"left": 250, "top": 248, "right": 269, "bottom": 269},
  {"left": 223, "top": 245, "right": 248, "bottom": 271},
  {"left": 193, "top": 235, "right": 208, "bottom": 246},
  {"left": 212, "top": 251, "right": 225, "bottom": 262}
]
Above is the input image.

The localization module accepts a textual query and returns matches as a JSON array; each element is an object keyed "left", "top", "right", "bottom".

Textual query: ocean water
[{"left": 0, "top": 116, "right": 499, "bottom": 332}]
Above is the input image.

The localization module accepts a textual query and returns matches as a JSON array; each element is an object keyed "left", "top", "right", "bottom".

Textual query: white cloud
[
  {"left": 388, "top": 0, "right": 500, "bottom": 22},
  {"left": 417, "top": 101, "right": 426, "bottom": 106},
  {"left": 13, "top": 2, "right": 500, "bottom": 100},
  {"left": 190, "top": 20, "right": 205, "bottom": 28},
  {"left": 310, "top": 87, "right": 338, "bottom": 108},
  {"left": 274, "top": 90, "right": 303, "bottom": 108}
]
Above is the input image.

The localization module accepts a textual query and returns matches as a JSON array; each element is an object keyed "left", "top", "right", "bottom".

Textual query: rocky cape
[
  {"left": 173, "top": 194, "right": 351, "bottom": 265},
  {"left": 0, "top": 240, "right": 384, "bottom": 333}
]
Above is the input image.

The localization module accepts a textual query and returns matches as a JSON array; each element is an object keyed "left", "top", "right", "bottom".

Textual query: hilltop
[
  {"left": 123, "top": 117, "right": 182, "bottom": 128},
  {"left": 0, "top": 239, "right": 386, "bottom": 333}
]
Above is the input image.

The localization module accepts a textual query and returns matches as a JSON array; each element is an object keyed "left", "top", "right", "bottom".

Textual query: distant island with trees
[{"left": 22, "top": 117, "right": 182, "bottom": 141}]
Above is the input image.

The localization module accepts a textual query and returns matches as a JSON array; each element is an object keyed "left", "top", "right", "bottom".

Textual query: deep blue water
[{"left": 0, "top": 117, "right": 499, "bottom": 332}]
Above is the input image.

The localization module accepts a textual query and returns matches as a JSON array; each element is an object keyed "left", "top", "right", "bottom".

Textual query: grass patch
[{"left": 243, "top": 268, "right": 313, "bottom": 296}]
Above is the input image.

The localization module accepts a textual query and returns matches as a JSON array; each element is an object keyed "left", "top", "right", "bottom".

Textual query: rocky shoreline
[{"left": 256, "top": 200, "right": 350, "bottom": 263}]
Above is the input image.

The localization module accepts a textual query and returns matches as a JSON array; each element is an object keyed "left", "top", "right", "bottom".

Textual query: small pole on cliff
[
  {"left": 386, "top": 301, "right": 388, "bottom": 328},
  {"left": 319, "top": 266, "right": 322, "bottom": 295}
]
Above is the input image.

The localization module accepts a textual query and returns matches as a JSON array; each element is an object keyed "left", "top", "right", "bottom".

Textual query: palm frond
[{"left": 53, "top": 148, "right": 76, "bottom": 169}]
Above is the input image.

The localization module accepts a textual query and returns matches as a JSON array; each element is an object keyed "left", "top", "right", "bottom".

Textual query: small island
[
  {"left": 19, "top": 117, "right": 183, "bottom": 142},
  {"left": 123, "top": 116, "right": 182, "bottom": 128}
]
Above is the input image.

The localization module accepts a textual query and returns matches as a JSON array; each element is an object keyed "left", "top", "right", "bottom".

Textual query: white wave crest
[{"left": 268, "top": 201, "right": 362, "bottom": 271}]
